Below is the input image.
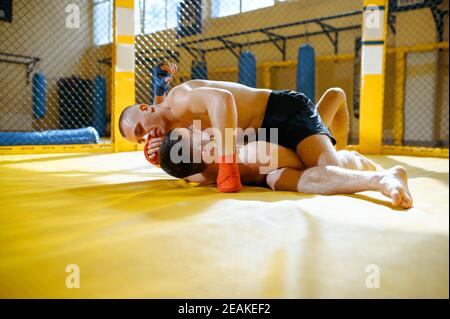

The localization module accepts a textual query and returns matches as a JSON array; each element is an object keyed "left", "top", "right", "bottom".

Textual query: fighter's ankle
[{"left": 371, "top": 172, "right": 386, "bottom": 191}]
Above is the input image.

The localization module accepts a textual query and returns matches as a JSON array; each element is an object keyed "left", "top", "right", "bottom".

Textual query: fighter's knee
[
  {"left": 328, "top": 87, "right": 345, "bottom": 96},
  {"left": 336, "top": 150, "right": 356, "bottom": 169},
  {"left": 317, "top": 153, "right": 341, "bottom": 167},
  {"left": 326, "top": 87, "right": 346, "bottom": 103}
]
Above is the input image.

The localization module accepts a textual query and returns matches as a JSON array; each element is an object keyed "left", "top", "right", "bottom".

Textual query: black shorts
[{"left": 260, "top": 90, "right": 336, "bottom": 150}]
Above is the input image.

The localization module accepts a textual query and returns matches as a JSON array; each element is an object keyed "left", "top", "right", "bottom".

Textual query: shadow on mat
[
  {"left": 347, "top": 194, "right": 406, "bottom": 211},
  {"left": 3, "top": 162, "right": 412, "bottom": 221},
  {"left": 63, "top": 178, "right": 318, "bottom": 221},
  {"left": 1, "top": 164, "right": 316, "bottom": 221},
  {"left": 65, "top": 177, "right": 407, "bottom": 217}
]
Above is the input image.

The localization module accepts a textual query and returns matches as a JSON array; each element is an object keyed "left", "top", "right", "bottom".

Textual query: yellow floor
[{"left": 0, "top": 152, "right": 448, "bottom": 298}]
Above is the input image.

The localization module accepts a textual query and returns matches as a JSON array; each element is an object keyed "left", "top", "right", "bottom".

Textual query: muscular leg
[
  {"left": 296, "top": 134, "right": 341, "bottom": 168},
  {"left": 316, "top": 88, "right": 349, "bottom": 150},
  {"left": 296, "top": 130, "right": 380, "bottom": 172},
  {"left": 265, "top": 165, "right": 413, "bottom": 209}
]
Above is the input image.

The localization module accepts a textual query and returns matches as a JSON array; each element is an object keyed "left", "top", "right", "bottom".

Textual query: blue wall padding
[
  {"left": 297, "top": 44, "right": 316, "bottom": 103},
  {"left": 0, "top": 127, "right": 100, "bottom": 146},
  {"left": 238, "top": 51, "right": 256, "bottom": 88},
  {"left": 191, "top": 60, "right": 208, "bottom": 80},
  {"left": 93, "top": 76, "right": 107, "bottom": 137},
  {"left": 32, "top": 72, "right": 46, "bottom": 119}
]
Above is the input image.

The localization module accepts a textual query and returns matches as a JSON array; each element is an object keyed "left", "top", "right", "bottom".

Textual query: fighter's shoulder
[
  {"left": 183, "top": 79, "right": 210, "bottom": 88},
  {"left": 172, "top": 79, "right": 207, "bottom": 92},
  {"left": 167, "top": 83, "right": 191, "bottom": 104},
  {"left": 169, "top": 80, "right": 213, "bottom": 103}
]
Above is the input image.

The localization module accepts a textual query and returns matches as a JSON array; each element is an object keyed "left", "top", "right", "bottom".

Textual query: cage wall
[
  {"left": 0, "top": 0, "right": 112, "bottom": 151},
  {"left": 382, "top": 0, "right": 449, "bottom": 151},
  {"left": 0, "top": 0, "right": 448, "bottom": 157}
]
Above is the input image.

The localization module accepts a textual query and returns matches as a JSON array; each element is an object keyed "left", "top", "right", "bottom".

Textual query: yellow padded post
[
  {"left": 359, "top": 0, "right": 389, "bottom": 154},
  {"left": 262, "top": 65, "right": 271, "bottom": 89},
  {"left": 112, "top": 0, "right": 136, "bottom": 152}
]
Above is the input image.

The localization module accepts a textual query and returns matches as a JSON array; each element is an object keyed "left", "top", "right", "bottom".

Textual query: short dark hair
[
  {"left": 118, "top": 105, "right": 135, "bottom": 138},
  {"left": 159, "top": 129, "right": 208, "bottom": 178}
]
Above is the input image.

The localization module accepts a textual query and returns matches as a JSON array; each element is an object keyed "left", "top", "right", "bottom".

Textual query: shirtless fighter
[{"left": 118, "top": 62, "right": 413, "bottom": 207}]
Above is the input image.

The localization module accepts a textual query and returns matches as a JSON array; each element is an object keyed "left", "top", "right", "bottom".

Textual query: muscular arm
[
  {"left": 168, "top": 84, "right": 242, "bottom": 192},
  {"left": 170, "top": 85, "right": 238, "bottom": 158}
]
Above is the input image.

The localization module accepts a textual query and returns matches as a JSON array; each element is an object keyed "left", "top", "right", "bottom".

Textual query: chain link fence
[
  {"left": 135, "top": 0, "right": 363, "bottom": 145},
  {"left": 1, "top": 0, "right": 448, "bottom": 151},
  {"left": 0, "top": 0, "right": 112, "bottom": 146},
  {"left": 383, "top": 0, "right": 449, "bottom": 148}
]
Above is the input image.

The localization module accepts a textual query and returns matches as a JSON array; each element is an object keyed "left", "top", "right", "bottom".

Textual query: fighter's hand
[
  {"left": 160, "top": 61, "right": 178, "bottom": 84},
  {"left": 144, "top": 137, "right": 162, "bottom": 166}
]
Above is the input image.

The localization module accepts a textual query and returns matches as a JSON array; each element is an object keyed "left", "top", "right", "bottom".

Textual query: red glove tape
[{"left": 217, "top": 154, "right": 242, "bottom": 193}]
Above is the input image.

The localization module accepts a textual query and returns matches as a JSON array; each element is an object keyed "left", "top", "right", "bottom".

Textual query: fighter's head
[
  {"left": 119, "top": 104, "right": 169, "bottom": 143},
  {"left": 158, "top": 128, "right": 213, "bottom": 179}
]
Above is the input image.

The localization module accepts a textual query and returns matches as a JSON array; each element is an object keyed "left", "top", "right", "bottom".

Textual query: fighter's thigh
[
  {"left": 295, "top": 134, "right": 340, "bottom": 168},
  {"left": 242, "top": 141, "right": 304, "bottom": 171}
]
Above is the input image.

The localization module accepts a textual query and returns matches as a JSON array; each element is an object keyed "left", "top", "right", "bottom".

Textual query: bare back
[{"left": 168, "top": 80, "right": 271, "bottom": 129}]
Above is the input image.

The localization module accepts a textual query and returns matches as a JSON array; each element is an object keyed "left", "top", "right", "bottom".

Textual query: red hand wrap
[{"left": 217, "top": 154, "right": 242, "bottom": 193}]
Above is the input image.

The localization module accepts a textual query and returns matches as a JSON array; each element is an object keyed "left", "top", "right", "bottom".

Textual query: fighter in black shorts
[{"left": 261, "top": 90, "right": 336, "bottom": 150}]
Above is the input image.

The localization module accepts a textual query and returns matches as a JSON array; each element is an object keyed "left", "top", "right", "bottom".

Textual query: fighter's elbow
[
  {"left": 209, "top": 92, "right": 235, "bottom": 114},
  {"left": 215, "top": 90, "right": 234, "bottom": 105}
]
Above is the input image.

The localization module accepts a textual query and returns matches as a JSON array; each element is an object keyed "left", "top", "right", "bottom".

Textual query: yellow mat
[{"left": 0, "top": 152, "right": 448, "bottom": 298}]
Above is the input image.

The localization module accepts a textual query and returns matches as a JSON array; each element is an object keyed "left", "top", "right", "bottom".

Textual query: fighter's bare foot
[{"left": 378, "top": 166, "right": 413, "bottom": 209}]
